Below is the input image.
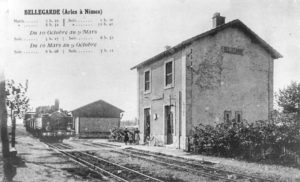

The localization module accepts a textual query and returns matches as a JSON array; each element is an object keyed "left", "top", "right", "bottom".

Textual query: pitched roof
[
  {"left": 72, "top": 100, "right": 124, "bottom": 118},
  {"left": 131, "top": 19, "right": 282, "bottom": 70}
]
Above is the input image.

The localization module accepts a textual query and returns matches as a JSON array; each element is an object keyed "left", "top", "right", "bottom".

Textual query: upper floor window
[
  {"left": 144, "top": 69, "right": 151, "bottom": 93},
  {"left": 235, "top": 111, "right": 242, "bottom": 122},
  {"left": 165, "top": 59, "right": 174, "bottom": 88},
  {"left": 224, "top": 110, "right": 232, "bottom": 122}
]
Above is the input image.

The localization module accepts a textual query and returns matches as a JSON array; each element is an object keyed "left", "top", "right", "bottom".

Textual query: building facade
[
  {"left": 72, "top": 100, "right": 123, "bottom": 138},
  {"left": 131, "top": 13, "right": 282, "bottom": 149}
]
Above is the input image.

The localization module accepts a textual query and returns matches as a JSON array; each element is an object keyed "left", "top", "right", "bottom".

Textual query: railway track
[
  {"left": 92, "top": 142, "right": 121, "bottom": 148},
  {"left": 50, "top": 142, "right": 73, "bottom": 149},
  {"left": 46, "top": 141, "right": 275, "bottom": 181},
  {"left": 80, "top": 142, "right": 119, "bottom": 149},
  {"left": 77, "top": 141, "right": 267, "bottom": 181},
  {"left": 46, "top": 142, "right": 165, "bottom": 182},
  {"left": 105, "top": 147, "right": 274, "bottom": 182}
]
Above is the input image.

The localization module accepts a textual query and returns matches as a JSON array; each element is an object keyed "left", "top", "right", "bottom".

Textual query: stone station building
[{"left": 131, "top": 13, "right": 282, "bottom": 149}]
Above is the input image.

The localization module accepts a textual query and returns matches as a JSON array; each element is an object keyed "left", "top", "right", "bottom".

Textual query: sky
[{"left": 0, "top": 0, "right": 299, "bottom": 120}]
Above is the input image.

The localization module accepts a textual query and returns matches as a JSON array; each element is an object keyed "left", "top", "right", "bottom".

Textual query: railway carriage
[{"left": 24, "top": 112, "right": 35, "bottom": 132}]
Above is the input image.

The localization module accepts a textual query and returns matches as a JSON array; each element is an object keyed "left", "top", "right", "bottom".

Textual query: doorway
[
  {"left": 165, "top": 105, "right": 173, "bottom": 144},
  {"left": 144, "top": 108, "right": 151, "bottom": 142}
]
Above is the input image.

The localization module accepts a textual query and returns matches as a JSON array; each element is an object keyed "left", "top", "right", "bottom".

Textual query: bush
[
  {"left": 189, "top": 113, "right": 300, "bottom": 167},
  {"left": 109, "top": 127, "right": 137, "bottom": 142},
  {"left": 109, "top": 128, "right": 125, "bottom": 142}
]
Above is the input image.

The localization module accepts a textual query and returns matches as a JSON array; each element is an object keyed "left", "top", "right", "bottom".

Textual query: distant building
[
  {"left": 72, "top": 100, "right": 123, "bottom": 138},
  {"left": 36, "top": 99, "right": 60, "bottom": 115},
  {"left": 131, "top": 13, "right": 282, "bottom": 149}
]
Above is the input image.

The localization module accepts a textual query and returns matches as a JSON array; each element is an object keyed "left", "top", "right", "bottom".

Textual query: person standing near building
[
  {"left": 128, "top": 131, "right": 133, "bottom": 145},
  {"left": 123, "top": 128, "right": 129, "bottom": 145},
  {"left": 134, "top": 128, "right": 140, "bottom": 145}
]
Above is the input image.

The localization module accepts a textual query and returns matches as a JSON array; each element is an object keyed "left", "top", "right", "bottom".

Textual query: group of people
[
  {"left": 123, "top": 128, "right": 140, "bottom": 145},
  {"left": 109, "top": 127, "right": 140, "bottom": 145}
]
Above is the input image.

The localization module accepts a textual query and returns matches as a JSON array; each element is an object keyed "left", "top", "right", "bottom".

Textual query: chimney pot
[
  {"left": 212, "top": 12, "right": 225, "bottom": 28},
  {"left": 165, "top": 45, "right": 171, "bottom": 50},
  {"left": 213, "top": 12, "right": 220, "bottom": 17}
]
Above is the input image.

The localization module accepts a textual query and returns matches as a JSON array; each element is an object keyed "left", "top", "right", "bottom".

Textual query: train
[{"left": 24, "top": 101, "right": 75, "bottom": 141}]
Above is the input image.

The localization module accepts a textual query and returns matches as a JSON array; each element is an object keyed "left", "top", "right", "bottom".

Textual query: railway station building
[
  {"left": 131, "top": 13, "right": 282, "bottom": 149},
  {"left": 72, "top": 100, "right": 123, "bottom": 138}
]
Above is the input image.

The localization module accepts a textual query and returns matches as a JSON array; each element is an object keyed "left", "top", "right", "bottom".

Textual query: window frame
[
  {"left": 144, "top": 69, "right": 151, "bottom": 94},
  {"left": 224, "top": 110, "right": 232, "bottom": 122},
  {"left": 164, "top": 58, "right": 175, "bottom": 89},
  {"left": 235, "top": 111, "right": 242, "bottom": 122}
]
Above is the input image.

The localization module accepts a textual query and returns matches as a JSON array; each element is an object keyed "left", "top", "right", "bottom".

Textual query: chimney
[
  {"left": 212, "top": 12, "right": 225, "bottom": 28},
  {"left": 54, "top": 99, "right": 59, "bottom": 111}
]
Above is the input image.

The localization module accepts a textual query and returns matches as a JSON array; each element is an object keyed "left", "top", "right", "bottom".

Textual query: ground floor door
[
  {"left": 144, "top": 108, "right": 151, "bottom": 142},
  {"left": 165, "top": 105, "right": 173, "bottom": 144}
]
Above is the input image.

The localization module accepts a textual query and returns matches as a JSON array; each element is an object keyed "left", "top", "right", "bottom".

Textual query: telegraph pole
[
  {"left": 294, "top": 100, "right": 300, "bottom": 123},
  {"left": 0, "top": 71, "right": 9, "bottom": 158}
]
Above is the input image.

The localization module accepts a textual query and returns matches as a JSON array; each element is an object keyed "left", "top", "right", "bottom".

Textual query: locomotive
[{"left": 24, "top": 100, "right": 75, "bottom": 141}]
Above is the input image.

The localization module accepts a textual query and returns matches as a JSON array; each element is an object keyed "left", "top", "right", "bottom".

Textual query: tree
[
  {"left": 6, "top": 79, "right": 30, "bottom": 148},
  {"left": 277, "top": 82, "right": 300, "bottom": 114}
]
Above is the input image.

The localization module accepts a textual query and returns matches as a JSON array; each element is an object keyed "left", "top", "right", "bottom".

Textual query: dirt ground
[{"left": 0, "top": 125, "right": 113, "bottom": 182}]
